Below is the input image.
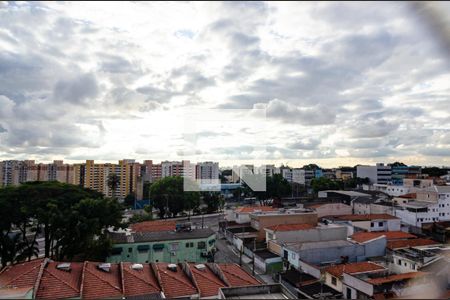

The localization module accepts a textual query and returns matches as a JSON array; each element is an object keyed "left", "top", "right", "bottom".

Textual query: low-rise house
[
  {"left": 0, "top": 259, "right": 262, "bottom": 299},
  {"left": 306, "top": 202, "right": 352, "bottom": 217},
  {"left": 317, "top": 190, "right": 371, "bottom": 205},
  {"left": 324, "top": 214, "right": 400, "bottom": 233},
  {"left": 226, "top": 206, "right": 277, "bottom": 224},
  {"left": 342, "top": 271, "right": 438, "bottom": 299},
  {"left": 265, "top": 223, "right": 347, "bottom": 255},
  {"left": 250, "top": 208, "right": 318, "bottom": 240},
  {"left": 349, "top": 231, "right": 416, "bottom": 244},
  {"left": 386, "top": 238, "right": 441, "bottom": 251},
  {"left": 252, "top": 249, "right": 283, "bottom": 274},
  {"left": 107, "top": 228, "right": 216, "bottom": 263},
  {"left": 389, "top": 246, "right": 449, "bottom": 274},
  {"left": 324, "top": 262, "right": 386, "bottom": 293},
  {"left": 281, "top": 238, "right": 386, "bottom": 267},
  {"left": 218, "top": 284, "right": 295, "bottom": 299},
  {"left": 280, "top": 269, "right": 342, "bottom": 299},
  {"left": 352, "top": 198, "right": 396, "bottom": 215}
]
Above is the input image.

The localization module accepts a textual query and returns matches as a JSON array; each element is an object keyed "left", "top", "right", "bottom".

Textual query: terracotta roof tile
[
  {"left": 189, "top": 263, "right": 226, "bottom": 298},
  {"left": 325, "top": 262, "right": 385, "bottom": 278},
  {"left": 81, "top": 262, "right": 122, "bottom": 299},
  {"left": 350, "top": 231, "right": 417, "bottom": 243},
  {"left": 217, "top": 263, "right": 260, "bottom": 286},
  {"left": 367, "top": 271, "right": 427, "bottom": 285},
  {"left": 398, "top": 193, "right": 416, "bottom": 199},
  {"left": 122, "top": 262, "right": 161, "bottom": 297},
  {"left": 36, "top": 262, "right": 83, "bottom": 300},
  {"left": 131, "top": 220, "right": 176, "bottom": 233},
  {"left": 336, "top": 214, "right": 399, "bottom": 221},
  {"left": 387, "top": 238, "right": 439, "bottom": 250},
  {"left": 0, "top": 258, "right": 44, "bottom": 289},
  {"left": 154, "top": 263, "right": 198, "bottom": 298},
  {"left": 265, "top": 223, "right": 316, "bottom": 232},
  {"left": 235, "top": 206, "right": 277, "bottom": 213}
]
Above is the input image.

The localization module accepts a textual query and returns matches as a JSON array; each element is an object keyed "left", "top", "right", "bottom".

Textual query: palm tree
[{"left": 107, "top": 173, "right": 120, "bottom": 198}]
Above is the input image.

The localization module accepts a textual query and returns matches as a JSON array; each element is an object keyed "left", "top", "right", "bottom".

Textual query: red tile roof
[
  {"left": 387, "top": 238, "right": 439, "bottom": 250},
  {"left": 265, "top": 223, "right": 316, "bottom": 232},
  {"left": 36, "top": 262, "right": 83, "bottom": 300},
  {"left": 121, "top": 262, "right": 161, "bottom": 298},
  {"left": 325, "top": 262, "right": 385, "bottom": 278},
  {"left": 398, "top": 193, "right": 416, "bottom": 199},
  {"left": 81, "top": 262, "right": 123, "bottom": 299},
  {"left": 154, "top": 263, "right": 198, "bottom": 298},
  {"left": 0, "top": 258, "right": 44, "bottom": 289},
  {"left": 336, "top": 214, "right": 399, "bottom": 221},
  {"left": 189, "top": 263, "right": 226, "bottom": 298},
  {"left": 235, "top": 206, "right": 277, "bottom": 213},
  {"left": 131, "top": 220, "right": 176, "bottom": 233},
  {"left": 367, "top": 271, "right": 427, "bottom": 285},
  {"left": 350, "top": 231, "right": 417, "bottom": 243},
  {"left": 217, "top": 263, "right": 260, "bottom": 286}
]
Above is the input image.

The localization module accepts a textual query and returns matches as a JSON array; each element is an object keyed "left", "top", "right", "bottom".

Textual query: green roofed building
[{"left": 107, "top": 228, "right": 217, "bottom": 263}]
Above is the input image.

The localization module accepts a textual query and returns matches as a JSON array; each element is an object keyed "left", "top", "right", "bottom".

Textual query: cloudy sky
[{"left": 0, "top": 1, "right": 449, "bottom": 168}]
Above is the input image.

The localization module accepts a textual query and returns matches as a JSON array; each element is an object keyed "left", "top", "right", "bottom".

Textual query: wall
[
  {"left": 416, "top": 190, "right": 438, "bottom": 203},
  {"left": 107, "top": 234, "right": 216, "bottom": 264},
  {"left": 298, "top": 260, "right": 321, "bottom": 279},
  {"left": 356, "top": 166, "right": 377, "bottom": 184},
  {"left": 315, "top": 203, "right": 352, "bottom": 218},
  {"left": 343, "top": 274, "right": 373, "bottom": 298},
  {"left": 389, "top": 255, "right": 418, "bottom": 274},
  {"left": 268, "top": 226, "right": 347, "bottom": 244},
  {"left": 362, "top": 237, "right": 386, "bottom": 258},
  {"left": 325, "top": 272, "right": 343, "bottom": 292},
  {"left": 268, "top": 240, "right": 282, "bottom": 256}
]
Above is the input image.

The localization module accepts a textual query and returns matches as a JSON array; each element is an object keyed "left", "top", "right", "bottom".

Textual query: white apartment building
[
  {"left": 195, "top": 161, "right": 219, "bottom": 184},
  {"left": 280, "top": 167, "right": 292, "bottom": 182},
  {"left": 395, "top": 186, "right": 450, "bottom": 227},
  {"left": 357, "top": 163, "right": 392, "bottom": 184}
]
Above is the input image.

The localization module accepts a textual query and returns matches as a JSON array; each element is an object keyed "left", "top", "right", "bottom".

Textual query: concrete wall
[
  {"left": 315, "top": 203, "right": 352, "bottom": 218},
  {"left": 416, "top": 190, "right": 438, "bottom": 203},
  {"left": 298, "top": 260, "right": 321, "bottom": 279},
  {"left": 362, "top": 237, "right": 386, "bottom": 258},
  {"left": 325, "top": 272, "right": 343, "bottom": 292},
  {"left": 268, "top": 240, "right": 282, "bottom": 256},
  {"left": 343, "top": 274, "right": 373, "bottom": 298},
  {"left": 268, "top": 226, "right": 347, "bottom": 244}
]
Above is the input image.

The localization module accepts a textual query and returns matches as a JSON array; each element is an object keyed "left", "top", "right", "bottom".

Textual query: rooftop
[
  {"left": 398, "top": 193, "right": 417, "bottom": 199},
  {"left": 285, "top": 240, "right": 353, "bottom": 252},
  {"left": 0, "top": 260, "right": 262, "bottom": 300},
  {"left": 235, "top": 206, "right": 277, "bottom": 213},
  {"left": 130, "top": 220, "right": 176, "bottom": 233},
  {"left": 110, "top": 228, "right": 215, "bottom": 243},
  {"left": 387, "top": 238, "right": 440, "bottom": 250},
  {"left": 253, "top": 249, "right": 280, "bottom": 260},
  {"left": 332, "top": 214, "right": 399, "bottom": 221},
  {"left": 320, "top": 190, "right": 370, "bottom": 197},
  {"left": 265, "top": 223, "right": 315, "bottom": 232},
  {"left": 366, "top": 271, "right": 427, "bottom": 285},
  {"left": 350, "top": 231, "right": 416, "bottom": 243},
  {"left": 324, "top": 262, "right": 385, "bottom": 278},
  {"left": 219, "top": 284, "right": 294, "bottom": 299}
]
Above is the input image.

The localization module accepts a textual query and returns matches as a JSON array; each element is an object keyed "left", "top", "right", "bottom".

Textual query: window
[
  {"left": 185, "top": 242, "right": 194, "bottom": 248},
  {"left": 169, "top": 243, "right": 179, "bottom": 251},
  {"left": 128, "top": 247, "right": 132, "bottom": 253},
  {"left": 370, "top": 222, "right": 374, "bottom": 227},
  {"left": 346, "top": 288, "right": 352, "bottom": 299},
  {"left": 397, "top": 259, "right": 402, "bottom": 265},
  {"left": 291, "top": 252, "right": 296, "bottom": 260},
  {"left": 378, "top": 222, "right": 383, "bottom": 227},
  {"left": 331, "top": 276, "right": 337, "bottom": 286},
  {"left": 111, "top": 247, "right": 122, "bottom": 255},
  {"left": 198, "top": 241, "right": 206, "bottom": 249},
  {"left": 153, "top": 244, "right": 164, "bottom": 251},
  {"left": 137, "top": 245, "right": 150, "bottom": 252}
]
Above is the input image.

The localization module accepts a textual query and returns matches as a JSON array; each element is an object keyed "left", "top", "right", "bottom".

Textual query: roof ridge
[
  {"left": 84, "top": 265, "right": 121, "bottom": 293},
  {"left": 123, "top": 267, "right": 159, "bottom": 291},
  {"left": 3, "top": 262, "right": 41, "bottom": 287},
  {"left": 43, "top": 268, "right": 79, "bottom": 293},
  {"left": 222, "top": 268, "right": 255, "bottom": 285},
  {"left": 192, "top": 268, "right": 225, "bottom": 286},
  {"left": 160, "top": 269, "right": 195, "bottom": 290}
]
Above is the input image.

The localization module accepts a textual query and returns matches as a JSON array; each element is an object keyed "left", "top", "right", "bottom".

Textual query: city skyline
[{"left": 0, "top": 2, "right": 450, "bottom": 168}]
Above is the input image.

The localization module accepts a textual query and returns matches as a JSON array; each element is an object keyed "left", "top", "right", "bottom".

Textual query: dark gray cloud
[{"left": 53, "top": 73, "right": 99, "bottom": 104}]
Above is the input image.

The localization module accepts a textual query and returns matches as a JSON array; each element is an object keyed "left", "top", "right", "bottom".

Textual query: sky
[{"left": 0, "top": 1, "right": 449, "bottom": 168}]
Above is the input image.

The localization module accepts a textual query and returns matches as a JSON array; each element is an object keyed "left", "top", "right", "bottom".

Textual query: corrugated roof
[
  {"left": 367, "top": 271, "right": 427, "bottom": 285},
  {"left": 387, "top": 238, "right": 439, "bottom": 250},
  {"left": 189, "top": 263, "right": 226, "bottom": 298},
  {"left": 81, "top": 262, "right": 123, "bottom": 299},
  {"left": 325, "top": 262, "right": 385, "bottom": 278},
  {"left": 36, "top": 262, "right": 83, "bottom": 299},
  {"left": 350, "top": 231, "right": 416, "bottom": 243},
  {"left": 218, "top": 263, "right": 260, "bottom": 286},
  {"left": 154, "top": 263, "right": 198, "bottom": 298},
  {"left": 0, "top": 258, "right": 44, "bottom": 289},
  {"left": 265, "top": 223, "right": 316, "bottom": 232},
  {"left": 131, "top": 220, "right": 176, "bottom": 233},
  {"left": 121, "top": 262, "right": 161, "bottom": 298}
]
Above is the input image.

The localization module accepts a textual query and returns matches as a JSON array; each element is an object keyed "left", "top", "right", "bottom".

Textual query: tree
[
  {"left": 150, "top": 176, "right": 200, "bottom": 218},
  {"left": 202, "top": 192, "right": 222, "bottom": 213},
  {"left": 252, "top": 174, "right": 292, "bottom": 204},
  {"left": 302, "top": 164, "right": 320, "bottom": 170},
  {"left": 107, "top": 173, "right": 120, "bottom": 196},
  {"left": 0, "top": 182, "right": 124, "bottom": 267},
  {"left": 389, "top": 162, "right": 406, "bottom": 167},
  {"left": 422, "top": 167, "right": 447, "bottom": 177},
  {"left": 310, "top": 177, "right": 341, "bottom": 194}
]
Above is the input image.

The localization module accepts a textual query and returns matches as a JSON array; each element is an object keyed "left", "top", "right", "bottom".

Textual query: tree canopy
[
  {"left": 0, "top": 181, "right": 123, "bottom": 267},
  {"left": 149, "top": 176, "right": 200, "bottom": 218}
]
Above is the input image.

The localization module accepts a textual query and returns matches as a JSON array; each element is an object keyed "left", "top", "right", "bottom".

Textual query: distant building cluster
[{"left": 0, "top": 159, "right": 219, "bottom": 200}]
